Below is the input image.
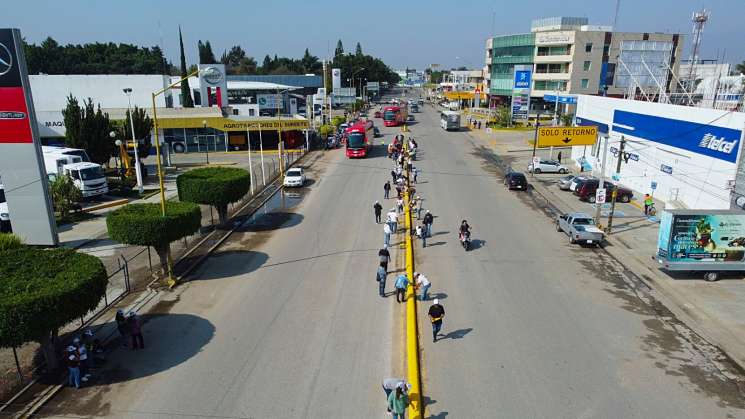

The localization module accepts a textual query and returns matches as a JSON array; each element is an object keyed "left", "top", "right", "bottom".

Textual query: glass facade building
[{"left": 488, "top": 34, "right": 535, "bottom": 96}]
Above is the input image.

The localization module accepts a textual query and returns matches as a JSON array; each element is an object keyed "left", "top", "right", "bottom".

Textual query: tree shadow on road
[{"left": 189, "top": 250, "right": 270, "bottom": 281}]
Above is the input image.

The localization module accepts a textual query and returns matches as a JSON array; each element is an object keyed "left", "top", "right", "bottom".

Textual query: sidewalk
[{"left": 467, "top": 124, "right": 745, "bottom": 370}]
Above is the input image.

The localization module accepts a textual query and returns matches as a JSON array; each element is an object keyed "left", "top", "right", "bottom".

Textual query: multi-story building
[{"left": 485, "top": 17, "right": 683, "bottom": 112}]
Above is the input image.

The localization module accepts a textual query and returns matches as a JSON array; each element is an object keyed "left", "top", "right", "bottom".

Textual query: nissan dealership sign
[{"left": 0, "top": 28, "right": 58, "bottom": 245}]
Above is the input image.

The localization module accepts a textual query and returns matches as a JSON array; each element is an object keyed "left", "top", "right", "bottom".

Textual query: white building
[{"left": 571, "top": 94, "right": 745, "bottom": 210}]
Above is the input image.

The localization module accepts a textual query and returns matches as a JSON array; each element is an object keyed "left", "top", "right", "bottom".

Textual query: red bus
[
  {"left": 345, "top": 120, "right": 374, "bottom": 158},
  {"left": 383, "top": 106, "right": 408, "bottom": 127}
]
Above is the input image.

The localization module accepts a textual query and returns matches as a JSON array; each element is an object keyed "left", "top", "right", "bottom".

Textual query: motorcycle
[{"left": 459, "top": 231, "right": 471, "bottom": 251}]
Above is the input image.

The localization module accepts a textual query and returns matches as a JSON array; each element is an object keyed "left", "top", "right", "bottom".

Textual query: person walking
[
  {"left": 423, "top": 210, "right": 434, "bottom": 238},
  {"left": 644, "top": 194, "right": 653, "bottom": 215},
  {"left": 388, "top": 385, "right": 409, "bottom": 419},
  {"left": 115, "top": 309, "right": 128, "bottom": 347},
  {"left": 374, "top": 201, "right": 383, "bottom": 223},
  {"left": 413, "top": 168, "right": 419, "bottom": 184},
  {"left": 382, "top": 378, "right": 408, "bottom": 410},
  {"left": 384, "top": 181, "right": 391, "bottom": 199},
  {"left": 387, "top": 209, "right": 398, "bottom": 233},
  {"left": 74, "top": 337, "right": 90, "bottom": 382},
  {"left": 428, "top": 299, "right": 445, "bottom": 342},
  {"left": 66, "top": 346, "right": 81, "bottom": 389},
  {"left": 396, "top": 197, "right": 404, "bottom": 214},
  {"left": 557, "top": 151, "right": 562, "bottom": 163},
  {"left": 395, "top": 274, "right": 409, "bottom": 303},
  {"left": 128, "top": 312, "right": 144, "bottom": 350},
  {"left": 416, "top": 196, "right": 423, "bottom": 220},
  {"left": 390, "top": 170, "right": 397, "bottom": 183},
  {"left": 415, "top": 224, "right": 427, "bottom": 247},
  {"left": 377, "top": 264, "right": 387, "bottom": 297},
  {"left": 378, "top": 247, "right": 390, "bottom": 272},
  {"left": 414, "top": 272, "right": 431, "bottom": 301},
  {"left": 383, "top": 222, "right": 392, "bottom": 248}
]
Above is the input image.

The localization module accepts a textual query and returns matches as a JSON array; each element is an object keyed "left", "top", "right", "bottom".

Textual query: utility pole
[
  {"left": 530, "top": 112, "right": 541, "bottom": 176},
  {"left": 605, "top": 135, "right": 626, "bottom": 235},
  {"left": 594, "top": 134, "right": 609, "bottom": 227}
]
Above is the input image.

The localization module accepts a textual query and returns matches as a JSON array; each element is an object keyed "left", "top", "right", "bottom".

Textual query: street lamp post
[
  {"left": 351, "top": 67, "right": 365, "bottom": 114},
  {"left": 123, "top": 88, "right": 144, "bottom": 194},
  {"left": 276, "top": 88, "right": 292, "bottom": 177},
  {"left": 202, "top": 120, "right": 210, "bottom": 165}
]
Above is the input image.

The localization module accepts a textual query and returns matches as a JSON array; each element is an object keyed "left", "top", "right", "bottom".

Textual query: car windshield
[
  {"left": 383, "top": 111, "right": 396, "bottom": 120},
  {"left": 347, "top": 133, "right": 366, "bottom": 148},
  {"left": 63, "top": 150, "right": 90, "bottom": 162},
  {"left": 79, "top": 166, "right": 104, "bottom": 180},
  {"left": 512, "top": 174, "right": 526, "bottom": 180},
  {"left": 287, "top": 169, "right": 302, "bottom": 177},
  {"left": 574, "top": 218, "right": 593, "bottom": 225}
]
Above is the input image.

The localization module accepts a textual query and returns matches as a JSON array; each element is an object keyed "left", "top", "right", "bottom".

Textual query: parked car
[
  {"left": 283, "top": 167, "right": 306, "bottom": 187},
  {"left": 528, "top": 159, "right": 568, "bottom": 174},
  {"left": 568, "top": 176, "right": 595, "bottom": 192},
  {"left": 407, "top": 114, "right": 415, "bottom": 122},
  {"left": 557, "top": 175, "right": 575, "bottom": 190},
  {"left": 575, "top": 179, "right": 633, "bottom": 203},
  {"left": 504, "top": 172, "right": 528, "bottom": 190},
  {"left": 0, "top": 183, "right": 10, "bottom": 233},
  {"left": 374, "top": 111, "right": 382, "bottom": 118},
  {"left": 556, "top": 212, "right": 604, "bottom": 246}
]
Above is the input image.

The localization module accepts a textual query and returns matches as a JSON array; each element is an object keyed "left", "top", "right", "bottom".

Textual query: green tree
[
  {"left": 198, "top": 40, "right": 217, "bottom": 64},
  {"left": 561, "top": 113, "right": 574, "bottom": 126},
  {"left": 0, "top": 247, "right": 107, "bottom": 370},
  {"left": 355, "top": 42, "right": 363, "bottom": 56},
  {"left": 62, "top": 96, "right": 114, "bottom": 165},
  {"left": 221, "top": 45, "right": 258, "bottom": 75},
  {"left": 495, "top": 105, "right": 512, "bottom": 127},
  {"left": 318, "top": 124, "right": 335, "bottom": 139},
  {"left": 124, "top": 106, "right": 154, "bottom": 159},
  {"left": 177, "top": 167, "right": 251, "bottom": 225},
  {"left": 61, "top": 95, "right": 84, "bottom": 149},
  {"left": 301, "top": 48, "right": 322, "bottom": 74},
  {"left": 107, "top": 202, "right": 201, "bottom": 278},
  {"left": 335, "top": 39, "right": 344, "bottom": 57},
  {"left": 179, "top": 26, "right": 195, "bottom": 108},
  {"left": 736, "top": 61, "right": 745, "bottom": 75},
  {"left": 49, "top": 174, "right": 82, "bottom": 219}
]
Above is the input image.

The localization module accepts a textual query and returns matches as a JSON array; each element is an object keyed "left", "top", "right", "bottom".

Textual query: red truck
[{"left": 345, "top": 120, "right": 374, "bottom": 158}]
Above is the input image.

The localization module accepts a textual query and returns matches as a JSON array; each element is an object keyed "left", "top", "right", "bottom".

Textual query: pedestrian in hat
[
  {"left": 428, "top": 299, "right": 445, "bottom": 342},
  {"left": 423, "top": 210, "right": 434, "bottom": 238},
  {"left": 382, "top": 378, "right": 410, "bottom": 414}
]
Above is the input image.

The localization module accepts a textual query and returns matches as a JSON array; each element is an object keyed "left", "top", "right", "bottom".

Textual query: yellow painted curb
[
  {"left": 82, "top": 198, "right": 129, "bottom": 212},
  {"left": 629, "top": 199, "right": 644, "bottom": 210},
  {"left": 403, "top": 144, "right": 423, "bottom": 419}
]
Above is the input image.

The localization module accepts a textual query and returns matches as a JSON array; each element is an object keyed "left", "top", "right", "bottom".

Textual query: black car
[{"left": 504, "top": 172, "right": 528, "bottom": 190}]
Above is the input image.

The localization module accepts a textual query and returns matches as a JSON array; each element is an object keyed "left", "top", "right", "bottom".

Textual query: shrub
[
  {"left": 107, "top": 201, "right": 201, "bottom": 276},
  {"left": 177, "top": 167, "right": 250, "bottom": 225},
  {"left": 319, "top": 124, "right": 335, "bottom": 139},
  {"left": 331, "top": 115, "right": 345, "bottom": 127},
  {"left": 49, "top": 174, "right": 82, "bottom": 218},
  {"left": 0, "top": 233, "right": 23, "bottom": 252},
  {"left": 0, "top": 247, "right": 107, "bottom": 369}
]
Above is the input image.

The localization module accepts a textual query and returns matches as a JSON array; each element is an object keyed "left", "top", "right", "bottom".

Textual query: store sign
[
  {"left": 511, "top": 66, "right": 532, "bottom": 120},
  {"left": 0, "top": 28, "right": 58, "bottom": 245},
  {"left": 332, "top": 68, "right": 341, "bottom": 90},
  {"left": 257, "top": 94, "right": 284, "bottom": 110},
  {"left": 613, "top": 110, "right": 743, "bottom": 163},
  {"left": 536, "top": 31, "right": 574, "bottom": 45},
  {"left": 198, "top": 64, "right": 228, "bottom": 108}
]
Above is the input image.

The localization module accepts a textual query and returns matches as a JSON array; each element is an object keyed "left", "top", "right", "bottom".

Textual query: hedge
[
  {"left": 106, "top": 201, "right": 202, "bottom": 247},
  {"left": 177, "top": 167, "right": 250, "bottom": 208},
  {"left": 0, "top": 233, "right": 23, "bottom": 252},
  {"left": 0, "top": 247, "right": 108, "bottom": 348}
]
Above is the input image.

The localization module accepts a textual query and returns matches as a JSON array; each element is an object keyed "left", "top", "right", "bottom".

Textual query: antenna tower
[{"left": 687, "top": 9, "right": 710, "bottom": 83}]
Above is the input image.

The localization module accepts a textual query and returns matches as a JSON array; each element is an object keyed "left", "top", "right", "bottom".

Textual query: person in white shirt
[
  {"left": 383, "top": 222, "right": 392, "bottom": 248},
  {"left": 387, "top": 209, "right": 398, "bottom": 232},
  {"left": 414, "top": 272, "right": 431, "bottom": 301}
]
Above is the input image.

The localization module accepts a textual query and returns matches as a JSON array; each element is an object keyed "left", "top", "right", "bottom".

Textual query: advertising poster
[{"left": 663, "top": 213, "right": 745, "bottom": 262}]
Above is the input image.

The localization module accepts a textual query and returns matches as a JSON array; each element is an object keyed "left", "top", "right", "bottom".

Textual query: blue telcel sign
[
  {"left": 612, "top": 110, "right": 743, "bottom": 163},
  {"left": 514, "top": 70, "right": 531, "bottom": 89}
]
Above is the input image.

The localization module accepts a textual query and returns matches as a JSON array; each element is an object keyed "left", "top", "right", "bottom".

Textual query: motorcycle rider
[{"left": 459, "top": 220, "right": 471, "bottom": 241}]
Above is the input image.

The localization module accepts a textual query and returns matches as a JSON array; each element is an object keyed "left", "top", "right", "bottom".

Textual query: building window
[
  {"left": 583, "top": 61, "right": 591, "bottom": 71},
  {"left": 534, "top": 80, "right": 568, "bottom": 91},
  {"left": 537, "top": 45, "right": 571, "bottom": 56},
  {"left": 585, "top": 43, "right": 593, "bottom": 53},
  {"left": 581, "top": 79, "right": 589, "bottom": 89}
]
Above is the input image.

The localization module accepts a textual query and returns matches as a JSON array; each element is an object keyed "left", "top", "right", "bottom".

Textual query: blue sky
[{"left": 2, "top": 0, "right": 742, "bottom": 71}]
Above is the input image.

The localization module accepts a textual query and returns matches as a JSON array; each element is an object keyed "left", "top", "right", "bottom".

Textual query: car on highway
[
  {"left": 504, "top": 172, "right": 528, "bottom": 190},
  {"left": 283, "top": 168, "right": 306, "bottom": 188},
  {"left": 575, "top": 179, "right": 634, "bottom": 203},
  {"left": 557, "top": 174, "right": 575, "bottom": 190},
  {"left": 528, "top": 159, "right": 568, "bottom": 174},
  {"left": 407, "top": 114, "right": 415, "bottom": 122},
  {"left": 556, "top": 212, "right": 604, "bottom": 246}
]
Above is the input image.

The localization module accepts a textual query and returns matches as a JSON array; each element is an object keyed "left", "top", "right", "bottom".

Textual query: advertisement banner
[
  {"left": 0, "top": 28, "right": 58, "bottom": 245},
  {"left": 511, "top": 65, "right": 532, "bottom": 120},
  {"left": 660, "top": 213, "right": 745, "bottom": 262},
  {"left": 257, "top": 94, "right": 284, "bottom": 110},
  {"left": 332, "top": 68, "right": 341, "bottom": 90}
]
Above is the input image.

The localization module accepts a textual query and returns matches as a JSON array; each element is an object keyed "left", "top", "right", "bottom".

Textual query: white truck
[
  {"left": 42, "top": 146, "right": 108, "bottom": 198},
  {"left": 0, "top": 182, "right": 10, "bottom": 233},
  {"left": 556, "top": 212, "right": 605, "bottom": 246}
]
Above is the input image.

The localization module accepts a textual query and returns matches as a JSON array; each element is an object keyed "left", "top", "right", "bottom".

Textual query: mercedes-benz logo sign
[
  {"left": 333, "top": 69, "right": 340, "bottom": 76},
  {"left": 0, "top": 42, "right": 12, "bottom": 77},
  {"left": 202, "top": 66, "right": 223, "bottom": 85}
]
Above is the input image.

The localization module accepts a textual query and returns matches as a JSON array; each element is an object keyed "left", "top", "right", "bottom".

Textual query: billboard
[
  {"left": 332, "top": 68, "right": 341, "bottom": 90},
  {"left": 0, "top": 28, "right": 58, "bottom": 245},
  {"left": 511, "top": 65, "right": 531, "bottom": 120},
  {"left": 658, "top": 212, "right": 745, "bottom": 263},
  {"left": 257, "top": 94, "right": 284, "bottom": 110}
]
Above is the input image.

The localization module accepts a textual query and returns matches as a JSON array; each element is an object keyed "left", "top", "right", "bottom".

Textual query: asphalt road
[
  {"left": 409, "top": 99, "right": 745, "bottom": 418},
  {"left": 41, "top": 119, "right": 407, "bottom": 418}
]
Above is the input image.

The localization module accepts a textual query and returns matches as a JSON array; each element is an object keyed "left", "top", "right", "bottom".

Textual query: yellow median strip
[{"left": 403, "top": 137, "right": 423, "bottom": 418}]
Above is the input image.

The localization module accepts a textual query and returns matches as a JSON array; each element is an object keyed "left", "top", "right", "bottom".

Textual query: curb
[
  {"left": 82, "top": 198, "right": 129, "bottom": 213},
  {"left": 403, "top": 139, "right": 423, "bottom": 419}
]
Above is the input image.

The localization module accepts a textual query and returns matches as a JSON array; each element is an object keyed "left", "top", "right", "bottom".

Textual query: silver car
[{"left": 557, "top": 175, "right": 575, "bottom": 190}]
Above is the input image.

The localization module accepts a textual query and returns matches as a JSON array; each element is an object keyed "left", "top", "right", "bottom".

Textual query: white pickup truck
[{"left": 556, "top": 212, "right": 604, "bottom": 246}]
